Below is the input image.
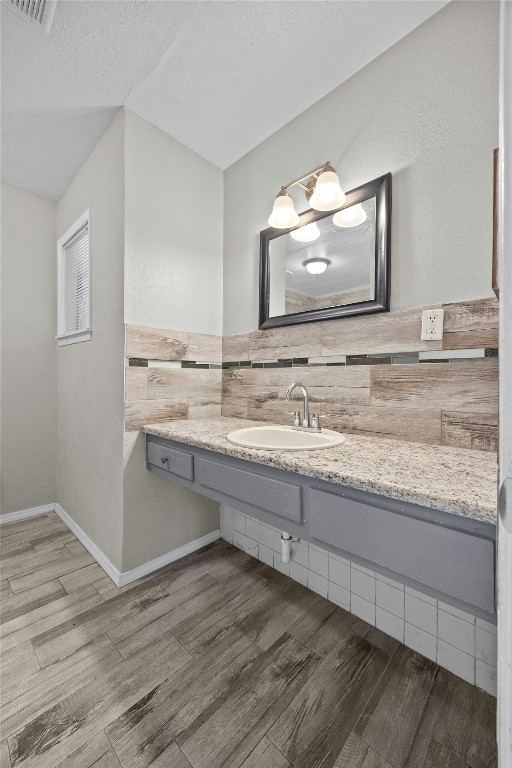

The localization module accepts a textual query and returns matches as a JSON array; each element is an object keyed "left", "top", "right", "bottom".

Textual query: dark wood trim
[
  {"left": 259, "top": 173, "right": 392, "bottom": 329},
  {"left": 492, "top": 148, "right": 499, "bottom": 299}
]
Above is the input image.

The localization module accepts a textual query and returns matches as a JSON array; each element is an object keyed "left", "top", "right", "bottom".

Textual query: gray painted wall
[
  {"left": 122, "top": 110, "right": 222, "bottom": 571},
  {"left": 56, "top": 111, "right": 125, "bottom": 570},
  {"left": 223, "top": 1, "right": 499, "bottom": 334},
  {"left": 1, "top": 184, "right": 57, "bottom": 514}
]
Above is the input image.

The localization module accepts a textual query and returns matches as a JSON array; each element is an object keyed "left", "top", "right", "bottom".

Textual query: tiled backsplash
[
  {"left": 124, "top": 325, "right": 222, "bottom": 431},
  {"left": 125, "top": 297, "right": 498, "bottom": 448},
  {"left": 222, "top": 298, "right": 499, "bottom": 451},
  {"left": 220, "top": 505, "right": 497, "bottom": 696}
]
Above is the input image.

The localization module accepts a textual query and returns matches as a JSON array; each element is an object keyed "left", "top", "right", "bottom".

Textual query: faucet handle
[
  {"left": 311, "top": 413, "right": 327, "bottom": 431},
  {"left": 287, "top": 411, "right": 301, "bottom": 427}
]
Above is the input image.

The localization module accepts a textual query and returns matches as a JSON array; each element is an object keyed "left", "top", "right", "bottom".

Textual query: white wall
[
  {"left": 56, "top": 111, "right": 125, "bottom": 569},
  {"left": 223, "top": 1, "right": 499, "bottom": 334},
  {"left": 1, "top": 184, "right": 57, "bottom": 514},
  {"left": 122, "top": 110, "right": 222, "bottom": 571},
  {"left": 124, "top": 109, "right": 223, "bottom": 334}
]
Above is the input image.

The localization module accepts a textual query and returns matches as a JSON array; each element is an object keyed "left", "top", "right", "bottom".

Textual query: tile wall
[
  {"left": 222, "top": 298, "right": 499, "bottom": 450},
  {"left": 220, "top": 505, "right": 497, "bottom": 696},
  {"left": 124, "top": 325, "right": 222, "bottom": 431}
]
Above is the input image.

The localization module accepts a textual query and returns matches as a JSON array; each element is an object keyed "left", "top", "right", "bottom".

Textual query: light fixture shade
[
  {"left": 333, "top": 203, "right": 367, "bottom": 228},
  {"left": 290, "top": 222, "right": 320, "bottom": 243},
  {"left": 268, "top": 191, "right": 300, "bottom": 228},
  {"left": 304, "top": 257, "right": 330, "bottom": 275},
  {"left": 309, "top": 169, "right": 346, "bottom": 211}
]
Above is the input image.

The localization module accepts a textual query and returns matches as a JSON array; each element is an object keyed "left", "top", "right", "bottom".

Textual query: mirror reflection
[{"left": 268, "top": 198, "right": 376, "bottom": 318}]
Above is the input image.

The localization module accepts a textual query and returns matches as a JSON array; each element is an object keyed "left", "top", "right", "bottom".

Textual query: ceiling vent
[{"left": 6, "top": 0, "right": 57, "bottom": 33}]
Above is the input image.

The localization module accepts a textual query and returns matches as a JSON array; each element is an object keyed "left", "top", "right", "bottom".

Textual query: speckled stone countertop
[{"left": 142, "top": 417, "right": 497, "bottom": 526}]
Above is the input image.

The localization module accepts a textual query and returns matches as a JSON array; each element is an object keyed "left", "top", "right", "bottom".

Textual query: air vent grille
[{"left": 7, "top": 0, "right": 56, "bottom": 32}]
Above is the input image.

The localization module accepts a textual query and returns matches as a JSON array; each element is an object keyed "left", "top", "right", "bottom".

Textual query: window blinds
[{"left": 63, "top": 224, "right": 89, "bottom": 334}]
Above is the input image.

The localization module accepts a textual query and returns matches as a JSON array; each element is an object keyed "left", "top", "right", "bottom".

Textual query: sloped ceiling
[{"left": 1, "top": 0, "right": 448, "bottom": 200}]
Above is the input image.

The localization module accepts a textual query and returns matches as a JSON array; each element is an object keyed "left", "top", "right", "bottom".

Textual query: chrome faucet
[{"left": 285, "top": 382, "right": 311, "bottom": 429}]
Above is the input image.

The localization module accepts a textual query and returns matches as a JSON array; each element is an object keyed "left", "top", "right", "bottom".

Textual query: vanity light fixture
[
  {"left": 290, "top": 222, "right": 320, "bottom": 243},
  {"left": 333, "top": 202, "right": 367, "bottom": 227},
  {"left": 303, "top": 257, "right": 331, "bottom": 275},
  {"left": 268, "top": 161, "right": 345, "bottom": 229}
]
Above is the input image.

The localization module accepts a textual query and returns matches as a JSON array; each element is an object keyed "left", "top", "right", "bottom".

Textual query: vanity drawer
[
  {"left": 195, "top": 457, "right": 302, "bottom": 523},
  {"left": 147, "top": 440, "right": 194, "bottom": 481},
  {"left": 308, "top": 487, "right": 495, "bottom": 613}
]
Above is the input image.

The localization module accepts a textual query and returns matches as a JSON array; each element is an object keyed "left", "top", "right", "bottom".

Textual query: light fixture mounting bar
[{"left": 280, "top": 162, "right": 330, "bottom": 192}]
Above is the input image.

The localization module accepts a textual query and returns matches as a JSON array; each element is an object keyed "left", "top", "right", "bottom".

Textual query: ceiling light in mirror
[
  {"left": 268, "top": 190, "right": 300, "bottom": 228},
  {"left": 333, "top": 202, "right": 367, "bottom": 228},
  {"left": 290, "top": 222, "right": 320, "bottom": 243},
  {"left": 303, "top": 257, "right": 331, "bottom": 275}
]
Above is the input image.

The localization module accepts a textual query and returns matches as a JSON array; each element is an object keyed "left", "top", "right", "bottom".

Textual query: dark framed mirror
[{"left": 259, "top": 173, "right": 391, "bottom": 329}]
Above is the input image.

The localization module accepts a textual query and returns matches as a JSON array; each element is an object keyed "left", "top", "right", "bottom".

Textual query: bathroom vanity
[{"left": 144, "top": 417, "right": 497, "bottom": 622}]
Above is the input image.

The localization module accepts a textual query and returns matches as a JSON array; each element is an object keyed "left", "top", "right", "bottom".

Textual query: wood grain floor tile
[
  {"left": 58, "top": 563, "right": 109, "bottom": 593},
  {"left": 0, "top": 515, "right": 496, "bottom": 768},
  {"left": 9, "top": 554, "right": 95, "bottom": 595},
  {"left": 8, "top": 633, "right": 191, "bottom": 768},
  {"left": 1, "top": 636, "right": 123, "bottom": 740},
  {"left": 0, "top": 641, "right": 40, "bottom": 699},
  {"left": 107, "top": 574, "right": 216, "bottom": 658},
  {"left": 0, "top": 586, "right": 102, "bottom": 649},
  {"left": 362, "top": 648, "right": 438, "bottom": 768},
  {"left": 306, "top": 606, "right": 370, "bottom": 658},
  {"left": 65, "top": 540, "right": 90, "bottom": 556},
  {"left": 180, "top": 635, "right": 318, "bottom": 768},
  {"left": 426, "top": 669, "right": 496, "bottom": 768},
  {"left": 107, "top": 627, "right": 261, "bottom": 768},
  {"left": 1, "top": 739, "right": 12, "bottom": 768},
  {"left": 31, "top": 530, "right": 75, "bottom": 552},
  {"left": 239, "top": 738, "right": 292, "bottom": 768},
  {"left": 53, "top": 732, "right": 112, "bottom": 768},
  {"left": 268, "top": 635, "right": 390, "bottom": 768},
  {"left": 31, "top": 580, "right": 169, "bottom": 668},
  {"left": 1, "top": 578, "right": 13, "bottom": 599},
  {"left": 334, "top": 733, "right": 394, "bottom": 768},
  {"left": 1, "top": 580, "right": 67, "bottom": 624},
  {"left": 422, "top": 740, "right": 470, "bottom": 768},
  {"left": 1, "top": 545, "right": 72, "bottom": 580}
]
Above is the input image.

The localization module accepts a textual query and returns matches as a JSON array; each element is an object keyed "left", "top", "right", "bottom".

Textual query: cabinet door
[
  {"left": 195, "top": 457, "right": 302, "bottom": 523},
  {"left": 308, "top": 487, "right": 495, "bottom": 613}
]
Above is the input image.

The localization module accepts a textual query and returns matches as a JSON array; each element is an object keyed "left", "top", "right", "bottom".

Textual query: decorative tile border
[
  {"left": 219, "top": 348, "right": 498, "bottom": 369},
  {"left": 220, "top": 505, "right": 497, "bottom": 697}
]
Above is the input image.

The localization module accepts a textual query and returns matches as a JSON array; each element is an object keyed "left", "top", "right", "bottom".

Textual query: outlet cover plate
[{"left": 421, "top": 308, "right": 444, "bottom": 341}]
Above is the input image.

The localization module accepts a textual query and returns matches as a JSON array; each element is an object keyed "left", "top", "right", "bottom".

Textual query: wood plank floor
[{"left": 0, "top": 513, "right": 497, "bottom": 768}]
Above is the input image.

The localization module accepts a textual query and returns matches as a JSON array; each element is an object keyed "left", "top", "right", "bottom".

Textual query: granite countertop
[{"left": 142, "top": 417, "right": 498, "bottom": 526}]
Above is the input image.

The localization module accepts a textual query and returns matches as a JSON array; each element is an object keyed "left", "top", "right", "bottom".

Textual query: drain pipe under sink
[{"left": 281, "top": 532, "right": 292, "bottom": 563}]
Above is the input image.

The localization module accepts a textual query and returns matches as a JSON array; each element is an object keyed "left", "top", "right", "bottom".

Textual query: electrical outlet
[{"left": 421, "top": 308, "right": 444, "bottom": 340}]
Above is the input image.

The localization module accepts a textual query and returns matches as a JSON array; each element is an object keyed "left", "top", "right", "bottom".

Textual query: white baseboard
[
  {"left": 117, "top": 529, "right": 221, "bottom": 587},
  {"left": 2, "top": 500, "right": 220, "bottom": 588},
  {"left": 54, "top": 503, "right": 220, "bottom": 588},
  {"left": 0, "top": 503, "right": 55, "bottom": 525},
  {"left": 54, "top": 503, "right": 120, "bottom": 585}
]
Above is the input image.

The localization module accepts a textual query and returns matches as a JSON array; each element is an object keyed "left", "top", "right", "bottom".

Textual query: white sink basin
[{"left": 226, "top": 425, "right": 345, "bottom": 451}]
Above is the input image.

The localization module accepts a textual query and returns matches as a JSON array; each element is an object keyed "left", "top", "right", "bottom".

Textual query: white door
[{"left": 498, "top": 2, "right": 512, "bottom": 763}]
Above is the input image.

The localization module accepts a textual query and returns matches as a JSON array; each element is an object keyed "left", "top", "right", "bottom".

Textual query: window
[{"left": 57, "top": 209, "right": 91, "bottom": 345}]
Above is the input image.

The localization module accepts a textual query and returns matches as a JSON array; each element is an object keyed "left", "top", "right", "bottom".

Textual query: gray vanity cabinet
[{"left": 146, "top": 434, "right": 496, "bottom": 620}]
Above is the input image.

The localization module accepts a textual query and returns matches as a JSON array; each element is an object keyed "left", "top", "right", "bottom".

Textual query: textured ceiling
[{"left": 1, "top": 0, "right": 448, "bottom": 201}]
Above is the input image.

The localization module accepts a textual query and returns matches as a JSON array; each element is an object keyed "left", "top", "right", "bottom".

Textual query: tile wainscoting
[{"left": 220, "top": 505, "right": 498, "bottom": 697}]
